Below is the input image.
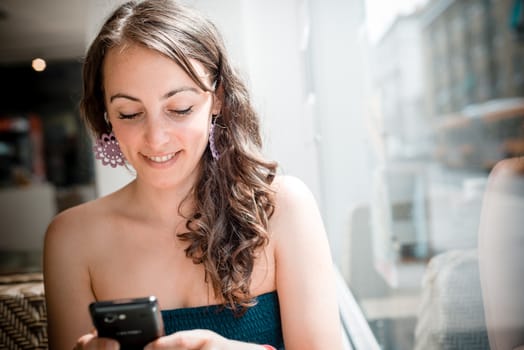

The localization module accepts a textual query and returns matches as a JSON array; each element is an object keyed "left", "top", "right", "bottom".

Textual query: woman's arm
[
  {"left": 44, "top": 208, "right": 98, "bottom": 350},
  {"left": 272, "top": 176, "right": 344, "bottom": 349}
]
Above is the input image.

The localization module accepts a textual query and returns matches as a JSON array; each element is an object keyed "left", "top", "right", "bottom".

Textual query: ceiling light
[{"left": 32, "top": 58, "right": 46, "bottom": 72}]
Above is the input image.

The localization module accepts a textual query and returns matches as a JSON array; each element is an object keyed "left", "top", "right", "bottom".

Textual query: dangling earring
[
  {"left": 93, "top": 132, "right": 126, "bottom": 168},
  {"left": 209, "top": 116, "right": 220, "bottom": 160}
]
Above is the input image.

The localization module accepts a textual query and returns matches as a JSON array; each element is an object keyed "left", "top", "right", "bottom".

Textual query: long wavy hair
[{"left": 80, "top": 0, "right": 278, "bottom": 312}]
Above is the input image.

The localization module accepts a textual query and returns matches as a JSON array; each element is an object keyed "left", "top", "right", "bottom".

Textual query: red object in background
[{"left": 0, "top": 116, "right": 29, "bottom": 132}]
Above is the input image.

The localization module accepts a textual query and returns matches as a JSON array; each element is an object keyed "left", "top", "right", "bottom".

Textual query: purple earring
[
  {"left": 93, "top": 132, "right": 126, "bottom": 168},
  {"left": 209, "top": 122, "right": 220, "bottom": 160}
]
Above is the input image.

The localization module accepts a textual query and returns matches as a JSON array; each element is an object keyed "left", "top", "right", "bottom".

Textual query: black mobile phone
[{"left": 89, "top": 296, "right": 165, "bottom": 350}]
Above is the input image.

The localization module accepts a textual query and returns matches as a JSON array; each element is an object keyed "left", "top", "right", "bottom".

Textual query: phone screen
[{"left": 89, "top": 296, "right": 164, "bottom": 350}]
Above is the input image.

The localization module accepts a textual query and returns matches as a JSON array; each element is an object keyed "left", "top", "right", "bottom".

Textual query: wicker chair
[{"left": 0, "top": 273, "right": 47, "bottom": 350}]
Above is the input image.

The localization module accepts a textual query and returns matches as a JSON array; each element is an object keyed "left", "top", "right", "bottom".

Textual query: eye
[
  {"left": 118, "top": 112, "right": 141, "bottom": 119},
  {"left": 168, "top": 106, "right": 193, "bottom": 117}
]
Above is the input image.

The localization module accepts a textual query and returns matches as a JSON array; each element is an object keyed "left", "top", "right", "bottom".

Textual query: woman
[{"left": 43, "top": 1, "right": 343, "bottom": 349}]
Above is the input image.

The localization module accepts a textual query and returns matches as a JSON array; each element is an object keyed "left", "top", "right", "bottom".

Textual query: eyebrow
[{"left": 109, "top": 86, "right": 200, "bottom": 103}]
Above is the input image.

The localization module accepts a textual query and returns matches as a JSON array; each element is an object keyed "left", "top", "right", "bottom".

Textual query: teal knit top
[{"left": 161, "top": 291, "right": 284, "bottom": 349}]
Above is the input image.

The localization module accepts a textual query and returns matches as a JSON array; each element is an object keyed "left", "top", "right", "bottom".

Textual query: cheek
[
  {"left": 182, "top": 123, "right": 210, "bottom": 149},
  {"left": 110, "top": 126, "right": 139, "bottom": 161},
  {"left": 181, "top": 114, "right": 212, "bottom": 146},
  {"left": 111, "top": 127, "right": 134, "bottom": 147}
]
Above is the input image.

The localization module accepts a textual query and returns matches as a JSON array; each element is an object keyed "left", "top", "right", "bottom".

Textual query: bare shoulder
[
  {"left": 271, "top": 175, "right": 318, "bottom": 211},
  {"left": 46, "top": 198, "right": 102, "bottom": 238},
  {"left": 43, "top": 195, "right": 115, "bottom": 304},
  {"left": 44, "top": 195, "right": 113, "bottom": 255},
  {"left": 269, "top": 175, "right": 324, "bottom": 243}
]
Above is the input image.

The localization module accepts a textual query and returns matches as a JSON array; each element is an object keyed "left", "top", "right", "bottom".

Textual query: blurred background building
[{"left": 423, "top": 0, "right": 524, "bottom": 171}]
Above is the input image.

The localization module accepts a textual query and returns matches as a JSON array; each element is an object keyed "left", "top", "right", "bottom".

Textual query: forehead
[{"left": 102, "top": 43, "right": 211, "bottom": 89}]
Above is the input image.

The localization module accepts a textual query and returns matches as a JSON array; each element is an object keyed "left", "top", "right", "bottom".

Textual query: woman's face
[{"left": 102, "top": 43, "right": 221, "bottom": 190}]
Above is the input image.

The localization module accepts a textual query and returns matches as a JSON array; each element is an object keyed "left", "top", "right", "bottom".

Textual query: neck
[{"left": 126, "top": 177, "right": 196, "bottom": 228}]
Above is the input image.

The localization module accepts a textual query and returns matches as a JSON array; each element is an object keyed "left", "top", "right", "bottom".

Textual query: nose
[{"left": 144, "top": 115, "right": 170, "bottom": 149}]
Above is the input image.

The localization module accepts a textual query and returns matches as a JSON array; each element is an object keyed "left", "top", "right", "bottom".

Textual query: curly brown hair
[{"left": 80, "top": 0, "right": 278, "bottom": 312}]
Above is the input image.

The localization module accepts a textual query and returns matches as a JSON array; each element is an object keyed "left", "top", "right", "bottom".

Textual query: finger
[
  {"left": 176, "top": 329, "right": 213, "bottom": 348},
  {"left": 75, "top": 333, "right": 97, "bottom": 348}
]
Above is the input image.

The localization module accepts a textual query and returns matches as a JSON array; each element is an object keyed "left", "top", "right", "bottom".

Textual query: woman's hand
[
  {"left": 74, "top": 329, "right": 267, "bottom": 350},
  {"left": 74, "top": 331, "right": 120, "bottom": 350},
  {"left": 144, "top": 329, "right": 265, "bottom": 350}
]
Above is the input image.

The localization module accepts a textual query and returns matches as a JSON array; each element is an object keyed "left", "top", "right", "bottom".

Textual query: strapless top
[{"left": 161, "top": 291, "right": 283, "bottom": 349}]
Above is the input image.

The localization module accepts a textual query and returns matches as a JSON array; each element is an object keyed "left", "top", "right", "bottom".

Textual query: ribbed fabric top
[{"left": 161, "top": 291, "right": 284, "bottom": 349}]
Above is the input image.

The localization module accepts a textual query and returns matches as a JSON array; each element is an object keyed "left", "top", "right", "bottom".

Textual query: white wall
[
  {"left": 239, "top": 0, "right": 321, "bottom": 200},
  {"left": 307, "top": 0, "right": 371, "bottom": 264}
]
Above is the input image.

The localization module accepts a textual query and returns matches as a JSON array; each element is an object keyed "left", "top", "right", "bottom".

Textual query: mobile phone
[{"left": 89, "top": 296, "right": 165, "bottom": 350}]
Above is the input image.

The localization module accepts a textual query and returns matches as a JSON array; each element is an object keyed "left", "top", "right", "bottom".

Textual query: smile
[{"left": 147, "top": 153, "right": 176, "bottom": 163}]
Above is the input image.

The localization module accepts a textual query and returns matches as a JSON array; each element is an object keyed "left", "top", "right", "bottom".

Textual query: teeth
[{"left": 147, "top": 153, "right": 175, "bottom": 163}]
